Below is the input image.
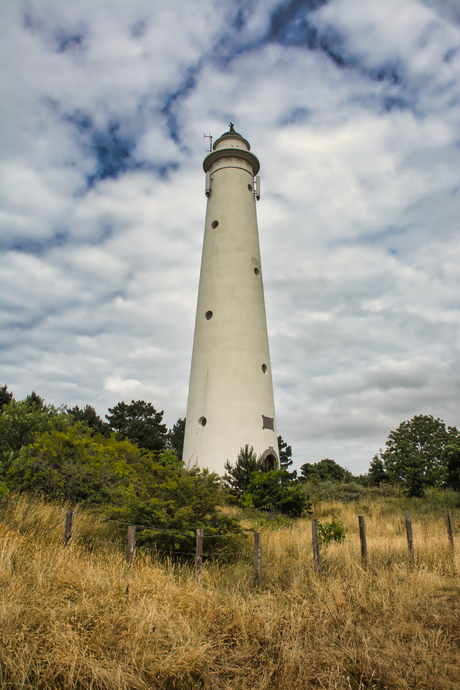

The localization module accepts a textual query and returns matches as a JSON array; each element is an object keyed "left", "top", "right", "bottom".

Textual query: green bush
[
  {"left": 300, "top": 458, "right": 352, "bottom": 483},
  {"left": 0, "top": 399, "right": 71, "bottom": 475},
  {"left": 6, "top": 423, "right": 245, "bottom": 556},
  {"left": 317, "top": 517, "right": 346, "bottom": 544},
  {"left": 314, "top": 481, "right": 366, "bottom": 502},
  {"left": 106, "top": 461, "right": 245, "bottom": 557},
  {"left": 240, "top": 469, "right": 311, "bottom": 517},
  {"left": 7, "top": 425, "right": 142, "bottom": 503}
]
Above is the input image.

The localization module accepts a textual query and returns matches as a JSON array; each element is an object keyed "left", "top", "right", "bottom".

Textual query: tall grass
[{"left": 0, "top": 495, "right": 459, "bottom": 689}]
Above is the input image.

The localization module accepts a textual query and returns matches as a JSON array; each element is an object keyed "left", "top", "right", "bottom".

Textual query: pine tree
[
  {"left": 106, "top": 400, "right": 168, "bottom": 452},
  {"left": 277, "top": 435, "right": 297, "bottom": 481},
  {"left": 169, "top": 418, "right": 185, "bottom": 459},
  {"left": 0, "top": 385, "right": 14, "bottom": 412},
  {"left": 224, "top": 444, "right": 264, "bottom": 494},
  {"left": 67, "top": 405, "right": 110, "bottom": 437}
]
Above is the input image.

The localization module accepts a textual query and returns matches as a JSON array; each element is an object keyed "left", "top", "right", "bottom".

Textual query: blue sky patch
[
  {"left": 280, "top": 107, "right": 311, "bottom": 125},
  {"left": 90, "top": 124, "right": 137, "bottom": 182},
  {"left": 56, "top": 30, "right": 85, "bottom": 53},
  {"left": 130, "top": 20, "right": 146, "bottom": 39},
  {"left": 11, "top": 231, "right": 70, "bottom": 256}
]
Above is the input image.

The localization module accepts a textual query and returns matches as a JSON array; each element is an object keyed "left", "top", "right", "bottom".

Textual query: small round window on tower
[
  {"left": 211, "top": 220, "right": 219, "bottom": 229},
  {"left": 254, "top": 267, "right": 260, "bottom": 276},
  {"left": 199, "top": 416, "right": 207, "bottom": 427},
  {"left": 205, "top": 310, "right": 213, "bottom": 320},
  {"left": 248, "top": 184, "right": 253, "bottom": 191},
  {"left": 262, "top": 364, "right": 268, "bottom": 374}
]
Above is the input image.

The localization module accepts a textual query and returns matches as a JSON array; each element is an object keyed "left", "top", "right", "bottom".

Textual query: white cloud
[{"left": 1, "top": 0, "right": 459, "bottom": 474}]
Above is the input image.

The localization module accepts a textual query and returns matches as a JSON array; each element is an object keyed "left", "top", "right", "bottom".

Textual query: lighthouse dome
[{"left": 213, "top": 123, "right": 251, "bottom": 152}]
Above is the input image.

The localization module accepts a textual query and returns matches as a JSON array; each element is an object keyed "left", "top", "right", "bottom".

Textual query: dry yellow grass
[{"left": 0, "top": 496, "right": 459, "bottom": 689}]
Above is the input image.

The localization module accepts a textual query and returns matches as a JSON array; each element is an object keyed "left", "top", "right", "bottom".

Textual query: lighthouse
[{"left": 182, "top": 124, "right": 278, "bottom": 474}]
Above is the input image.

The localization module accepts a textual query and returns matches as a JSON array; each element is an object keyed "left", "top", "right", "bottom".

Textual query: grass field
[{"left": 0, "top": 494, "right": 459, "bottom": 689}]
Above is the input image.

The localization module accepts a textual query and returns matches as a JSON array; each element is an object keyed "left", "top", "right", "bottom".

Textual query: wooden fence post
[
  {"left": 311, "top": 519, "right": 320, "bottom": 573},
  {"left": 446, "top": 509, "right": 454, "bottom": 549},
  {"left": 254, "top": 532, "right": 262, "bottom": 588},
  {"left": 358, "top": 514, "right": 367, "bottom": 564},
  {"left": 126, "top": 526, "right": 136, "bottom": 567},
  {"left": 404, "top": 510, "right": 414, "bottom": 559},
  {"left": 64, "top": 510, "right": 74, "bottom": 548},
  {"left": 196, "top": 529, "right": 204, "bottom": 582}
]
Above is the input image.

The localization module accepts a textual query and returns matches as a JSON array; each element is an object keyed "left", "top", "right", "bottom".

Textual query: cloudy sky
[{"left": 1, "top": 0, "right": 459, "bottom": 474}]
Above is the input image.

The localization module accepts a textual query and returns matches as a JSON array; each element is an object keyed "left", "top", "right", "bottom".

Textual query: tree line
[{"left": 0, "top": 384, "right": 459, "bottom": 545}]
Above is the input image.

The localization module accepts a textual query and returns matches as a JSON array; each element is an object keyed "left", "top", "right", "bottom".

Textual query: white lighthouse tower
[{"left": 183, "top": 124, "right": 278, "bottom": 474}]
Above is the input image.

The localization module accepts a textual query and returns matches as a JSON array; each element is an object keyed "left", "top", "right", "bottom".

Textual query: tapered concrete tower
[{"left": 183, "top": 125, "right": 278, "bottom": 474}]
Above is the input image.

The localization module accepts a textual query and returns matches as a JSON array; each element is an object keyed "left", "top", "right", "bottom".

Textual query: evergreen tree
[
  {"left": 224, "top": 444, "right": 264, "bottom": 494},
  {"left": 106, "top": 400, "right": 168, "bottom": 452},
  {"left": 169, "top": 418, "right": 186, "bottom": 459},
  {"left": 25, "top": 391, "right": 46, "bottom": 409},
  {"left": 107, "top": 462, "right": 244, "bottom": 555},
  {"left": 368, "top": 454, "right": 387, "bottom": 485},
  {"left": 277, "top": 434, "right": 297, "bottom": 481},
  {"left": 67, "top": 405, "right": 110, "bottom": 437},
  {"left": 0, "top": 385, "right": 14, "bottom": 412}
]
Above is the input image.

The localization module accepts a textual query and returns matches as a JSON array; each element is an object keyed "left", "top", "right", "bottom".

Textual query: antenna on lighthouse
[{"left": 204, "top": 132, "right": 213, "bottom": 152}]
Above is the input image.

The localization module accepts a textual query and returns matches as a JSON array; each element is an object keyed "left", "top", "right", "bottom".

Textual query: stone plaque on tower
[{"left": 182, "top": 125, "right": 278, "bottom": 474}]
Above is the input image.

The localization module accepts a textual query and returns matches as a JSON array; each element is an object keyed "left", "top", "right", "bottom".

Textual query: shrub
[
  {"left": 239, "top": 470, "right": 311, "bottom": 518},
  {"left": 315, "top": 481, "right": 366, "bottom": 502},
  {"left": 106, "top": 462, "right": 245, "bottom": 556},
  {"left": 0, "top": 399, "right": 71, "bottom": 474},
  {"left": 7, "top": 425, "right": 138, "bottom": 503},
  {"left": 317, "top": 517, "right": 346, "bottom": 544},
  {"left": 300, "top": 458, "right": 352, "bottom": 483}
]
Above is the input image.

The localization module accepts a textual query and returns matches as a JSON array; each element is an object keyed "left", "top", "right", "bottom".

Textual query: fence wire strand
[{"left": 0, "top": 496, "right": 249, "bottom": 539}]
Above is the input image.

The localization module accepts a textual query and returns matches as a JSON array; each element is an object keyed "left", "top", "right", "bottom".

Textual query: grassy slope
[{"left": 0, "top": 495, "right": 459, "bottom": 690}]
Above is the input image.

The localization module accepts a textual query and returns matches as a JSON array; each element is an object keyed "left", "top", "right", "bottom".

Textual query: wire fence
[{"left": 0, "top": 496, "right": 456, "bottom": 585}]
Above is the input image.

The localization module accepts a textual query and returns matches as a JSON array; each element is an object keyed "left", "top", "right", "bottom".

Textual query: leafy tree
[
  {"left": 240, "top": 469, "right": 310, "bottom": 517},
  {"left": 8, "top": 425, "right": 137, "bottom": 503},
  {"left": 106, "top": 400, "right": 168, "bottom": 452},
  {"left": 169, "top": 418, "right": 185, "bottom": 459},
  {"left": 0, "top": 385, "right": 14, "bottom": 412},
  {"left": 443, "top": 437, "right": 460, "bottom": 492},
  {"left": 67, "top": 405, "right": 110, "bottom": 437},
  {"left": 278, "top": 434, "right": 297, "bottom": 481},
  {"left": 387, "top": 443, "right": 427, "bottom": 497},
  {"left": 224, "top": 444, "right": 264, "bottom": 494},
  {"left": 299, "top": 458, "right": 352, "bottom": 483},
  {"left": 381, "top": 415, "right": 458, "bottom": 496},
  {"left": 0, "top": 398, "right": 70, "bottom": 475}
]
